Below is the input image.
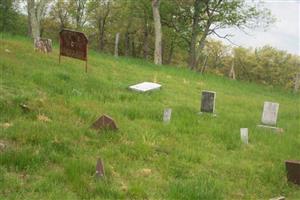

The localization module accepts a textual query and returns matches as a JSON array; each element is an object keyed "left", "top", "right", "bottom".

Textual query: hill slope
[{"left": 0, "top": 35, "right": 300, "bottom": 199}]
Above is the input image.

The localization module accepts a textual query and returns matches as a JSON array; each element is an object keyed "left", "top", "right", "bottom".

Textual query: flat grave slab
[{"left": 129, "top": 82, "right": 161, "bottom": 92}]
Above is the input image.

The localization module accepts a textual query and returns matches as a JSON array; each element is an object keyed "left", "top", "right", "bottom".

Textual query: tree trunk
[
  {"left": 188, "top": 0, "right": 201, "bottom": 70},
  {"left": 166, "top": 38, "right": 175, "bottom": 65},
  {"left": 152, "top": 0, "right": 162, "bottom": 65},
  {"left": 294, "top": 73, "right": 300, "bottom": 93},
  {"left": 27, "top": 0, "right": 46, "bottom": 46},
  {"left": 114, "top": 33, "right": 120, "bottom": 57},
  {"left": 229, "top": 60, "right": 236, "bottom": 80}
]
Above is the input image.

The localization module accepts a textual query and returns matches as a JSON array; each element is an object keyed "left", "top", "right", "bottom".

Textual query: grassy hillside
[{"left": 0, "top": 35, "right": 300, "bottom": 199}]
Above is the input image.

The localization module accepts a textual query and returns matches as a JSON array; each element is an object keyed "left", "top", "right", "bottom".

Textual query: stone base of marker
[
  {"left": 269, "top": 196, "right": 285, "bottom": 200},
  {"left": 91, "top": 114, "right": 118, "bottom": 131},
  {"left": 257, "top": 125, "right": 283, "bottom": 133},
  {"left": 96, "top": 159, "right": 105, "bottom": 178},
  {"left": 285, "top": 160, "right": 300, "bottom": 185}
]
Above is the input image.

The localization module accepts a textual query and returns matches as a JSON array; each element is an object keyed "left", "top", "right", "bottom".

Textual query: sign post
[{"left": 59, "top": 29, "right": 88, "bottom": 72}]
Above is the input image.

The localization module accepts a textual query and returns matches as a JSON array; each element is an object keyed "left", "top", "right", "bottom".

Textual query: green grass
[{"left": 0, "top": 34, "right": 300, "bottom": 199}]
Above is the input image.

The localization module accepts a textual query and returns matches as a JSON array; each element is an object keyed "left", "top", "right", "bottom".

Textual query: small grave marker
[
  {"left": 240, "top": 128, "right": 248, "bottom": 144},
  {"left": 200, "top": 91, "right": 216, "bottom": 114},
  {"left": 285, "top": 160, "right": 300, "bottom": 185},
  {"left": 91, "top": 115, "right": 118, "bottom": 131},
  {"left": 96, "top": 159, "right": 105, "bottom": 178},
  {"left": 163, "top": 108, "right": 172, "bottom": 123},
  {"left": 129, "top": 82, "right": 161, "bottom": 92}
]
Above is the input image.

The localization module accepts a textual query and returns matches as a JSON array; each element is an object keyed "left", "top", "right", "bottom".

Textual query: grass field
[{"left": 0, "top": 34, "right": 300, "bottom": 199}]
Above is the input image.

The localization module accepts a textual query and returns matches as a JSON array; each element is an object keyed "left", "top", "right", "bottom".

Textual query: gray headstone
[
  {"left": 163, "top": 108, "right": 172, "bottom": 123},
  {"left": 200, "top": 91, "right": 216, "bottom": 113},
  {"left": 240, "top": 128, "right": 248, "bottom": 144},
  {"left": 261, "top": 102, "right": 279, "bottom": 126}
]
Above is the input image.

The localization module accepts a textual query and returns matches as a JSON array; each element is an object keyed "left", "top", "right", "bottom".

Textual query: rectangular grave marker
[
  {"left": 200, "top": 91, "right": 216, "bottom": 113},
  {"left": 163, "top": 108, "right": 172, "bottom": 123},
  {"left": 129, "top": 82, "right": 161, "bottom": 92},
  {"left": 261, "top": 101, "right": 279, "bottom": 126},
  {"left": 240, "top": 128, "right": 248, "bottom": 144},
  {"left": 59, "top": 29, "right": 88, "bottom": 72},
  {"left": 285, "top": 160, "right": 300, "bottom": 185}
]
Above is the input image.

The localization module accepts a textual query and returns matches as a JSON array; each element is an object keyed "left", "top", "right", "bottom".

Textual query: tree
[
  {"left": 27, "top": 0, "right": 48, "bottom": 44},
  {"left": 69, "top": 0, "right": 88, "bottom": 30},
  {"left": 152, "top": 0, "right": 162, "bottom": 65},
  {"left": 49, "top": 0, "right": 70, "bottom": 30},
  {"left": 162, "top": 0, "right": 275, "bottom": 70}
]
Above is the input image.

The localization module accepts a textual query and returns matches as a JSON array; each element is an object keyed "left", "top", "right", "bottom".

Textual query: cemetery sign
[{"left": 59, "top": 29, "right": 88, "bottom": 72}]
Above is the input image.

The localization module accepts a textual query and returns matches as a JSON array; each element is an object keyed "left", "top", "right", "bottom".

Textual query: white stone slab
[
  {"left": 240, "top": 128, "right": 248, "bottom": 144},
  {"left": 261, "top": 101, "right": 279, "bottom": 126},
  {"left": 129, "top": 82, "right": 161, "bottom": 92},
  {"left": 163, "top": 108, "right": 172, "bottom": 123}
]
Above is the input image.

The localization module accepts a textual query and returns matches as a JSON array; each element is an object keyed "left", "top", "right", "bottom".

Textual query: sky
[{"left": 213, "top": 0, "right": 300, "bottom": 55}]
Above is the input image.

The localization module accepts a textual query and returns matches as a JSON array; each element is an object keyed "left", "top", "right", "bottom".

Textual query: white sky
[{"left": 213, "top": 0, "right": 300, "bottom": 55}]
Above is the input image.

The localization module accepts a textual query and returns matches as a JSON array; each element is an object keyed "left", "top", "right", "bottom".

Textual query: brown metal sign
[{"left": 59, "top": 29, "right": 88, "bottom": 72}]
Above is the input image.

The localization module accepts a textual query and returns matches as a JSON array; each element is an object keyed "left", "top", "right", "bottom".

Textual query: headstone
[
  {"left": 261, "top": 101, "right": 279, "bottom": 126},
  {"left": 96, "top": 159, "right": 105, "bottom": 178},
  {"left": 59, "top": 29, "right": 88, "bottom": 72},
  {"left": 285, "top": 160, "right": 300, "bottom": 185},
  {"left": 35, "top": 38, "right": 52, "bottom": 53},
  {"left": 200, "top": 91, "right": 216, "bottom": 113},
  {"left": 129, "top": 82, "right": 161, "bottom": 92},
  {"left": 91, "top": 115, "right": 118, "bottom": 131},
  {"left": 240, "top": 128, "right": 248, "bottom": 144},
  {"left": 163, "top": 108, "right": 172, "bottom": 123}
]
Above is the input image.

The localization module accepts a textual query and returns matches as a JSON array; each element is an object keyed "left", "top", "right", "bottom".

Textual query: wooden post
[
  {"left": 114, "top": 33, "right": 120, "bottom": 57},
  {"left": 294, "top": 73, "right": 300, "bottom": 93},
  {"left": 229, "top": 60, "right": 236, "bottom": 80}
]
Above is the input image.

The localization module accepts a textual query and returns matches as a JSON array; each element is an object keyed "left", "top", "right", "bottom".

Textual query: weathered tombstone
[
  {"left": 91, "top": 115, "right": 118, "bottom": 131},
  {"left": 285, "top": 160, "right": 300, "bottom": 185},
  {"left": 261, "top": 101, "right": 279, "bottom": 126},
  {"left": 129, "top": 82, "right": 161, "bottom": 92},
  {"left": 34, "top": 38, "right": 52, "bottom": 53},
  {"left": 163, "top": 108, "right": 172, "bottom": 123},
  {"left": 240, "top": 128, "right": 248, "bottom": 144},
  {"left": 59, "top": 29, "right": 88, "bottom": 72},
  {"left": 200, "top": 91, "right": 216, "bottom": 114},
  {"left": 96, "top": 159, "right": 105, "bottom": 178}
]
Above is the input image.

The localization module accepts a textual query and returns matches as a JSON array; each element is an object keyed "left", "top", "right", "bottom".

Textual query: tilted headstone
[
  {"left": 240, "top": 128, "right": 248, "bottom": 144},
  {"left": 261, "top": 102, "right": 279, "bottom": 126},
  {"left": 285, "top": 160, "right": 300, "bottom": 185},
  {"left": 163, "top": 108, "right": 172, "bottom": 123},
  {"left": 91, "top": 114, "right": 118, "bottom": 131},
  {"left": 96, "top": 159, "right": 105, "bottom": 178},
  {"left": 200, "top": 91, "right": 216, "bottom": 113}
]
